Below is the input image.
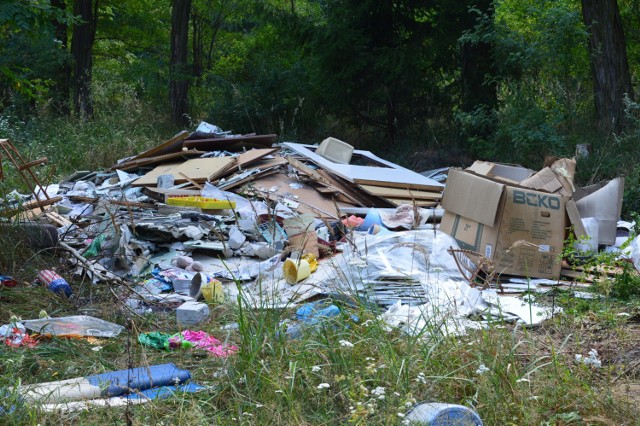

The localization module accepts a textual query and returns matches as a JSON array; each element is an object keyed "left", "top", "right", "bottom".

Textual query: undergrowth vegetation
[{"left": 1, "top": 219, "right": 640, "bottom": 424}]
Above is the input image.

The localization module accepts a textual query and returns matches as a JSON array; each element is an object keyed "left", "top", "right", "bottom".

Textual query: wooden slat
[
  {"left": 128, "top": 131, "right": 189, "bottom": 161},
  {"left": 18, "top": 158, "right": 48, "bottom": 170},
  {"left": 359, "top": 184, "right": 442, "bottom": 200}
]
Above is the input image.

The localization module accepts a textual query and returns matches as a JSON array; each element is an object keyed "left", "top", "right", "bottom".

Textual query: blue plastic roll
[
  {"left": 357, "top": 208, "right": 386, "bottom": 233},
  {"left": 405, "top": 402, "right": 483, "bottom": 425},
  {"left": 86, "top": 363, "right": 191, "bottom": 397}
]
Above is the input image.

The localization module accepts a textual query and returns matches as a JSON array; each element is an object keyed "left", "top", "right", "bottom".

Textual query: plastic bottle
[
  {"left": 405, "top": 402, "right": 483, "bottom": 425},
  {"left": 37, "top": 270, "right": 72, "bottom": 297}
]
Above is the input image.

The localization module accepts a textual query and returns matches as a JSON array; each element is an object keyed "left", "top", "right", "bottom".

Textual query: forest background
[{"left": 2, "top": 0, "right": 640, "bottom": 214}]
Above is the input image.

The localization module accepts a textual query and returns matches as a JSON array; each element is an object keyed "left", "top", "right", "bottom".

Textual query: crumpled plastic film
[{"left": 333, "top": 230, "right": 465, "bottom": 286}]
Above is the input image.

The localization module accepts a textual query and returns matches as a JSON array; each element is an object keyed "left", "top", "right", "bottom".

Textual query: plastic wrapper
[{"left": 23, "top": 315, "right": 124, "bottom": 338}]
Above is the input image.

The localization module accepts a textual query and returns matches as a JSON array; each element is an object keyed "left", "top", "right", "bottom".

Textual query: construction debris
[{"left": 0, "top": 123, "right": 635, "bottom": 412}]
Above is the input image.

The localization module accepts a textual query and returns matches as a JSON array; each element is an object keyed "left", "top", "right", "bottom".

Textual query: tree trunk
[
  {"left": 170, "top": 0, "right": 192, "bottom": 127},
  {"left": 461, "top": 0, "right": 496, "bottom": 113},
  {"left": 51, "top": 0, "right": 71, "bottom": 115},
  {"left": 192, "top": 10, "right": 202, "bottom": 79},
  {"left": 582, "top": 0, "right": 633, "bottom": 133},
  {"left": 71, "top": 0, "right": 99, "bottom": 118}
]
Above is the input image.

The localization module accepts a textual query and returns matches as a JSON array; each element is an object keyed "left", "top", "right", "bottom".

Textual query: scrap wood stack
[{"left": 110, "top": 132, "right": 445, "bottom": 219}]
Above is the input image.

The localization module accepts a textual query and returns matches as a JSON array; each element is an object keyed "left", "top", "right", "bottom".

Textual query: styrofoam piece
[
  {"left": 315, "top": 137, "right": 354, "bottom": 164},
  {"left": 227, "top": 226, "right": 246, "bottom": 250},
  {"left": 176, "top": 301, "right": 210, "bottom": 326}
]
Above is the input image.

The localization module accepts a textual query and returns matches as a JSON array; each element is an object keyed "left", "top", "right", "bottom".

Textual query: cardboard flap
[
  {"left": 574, "top": 177, "right": 624, "bottom": 245},
  {"left": 520, "top": 167, "right": 563, "bottom": 193},
  {"left": 467, "top": 161, "right": 533, "bottom": 184},
  {"left": 441, "top": 169, "right": 504, "bottom": 227},
  {"left": 566, "top": 199, "right": 587, "bottom": 238}
]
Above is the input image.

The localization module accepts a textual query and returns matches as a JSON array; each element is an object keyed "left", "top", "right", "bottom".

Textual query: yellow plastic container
[
  {"left": 201, "top": 279, "right": 224, "bottom": 303},
  {"left": 167, "top": 196, "right": 236, "bottom": 210},
  {"left": 283, "top": 258, "right": 312, "bottom": 284}
]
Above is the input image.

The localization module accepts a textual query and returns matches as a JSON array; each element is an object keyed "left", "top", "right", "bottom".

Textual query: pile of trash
[{"left": 0, "top": 124, "right": 636, "bottom": 412}]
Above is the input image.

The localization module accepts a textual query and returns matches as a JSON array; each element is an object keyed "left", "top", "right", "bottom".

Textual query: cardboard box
[
  {"left": 466, "top": 161, "right": 534, "bottom": 184},
  {"left": 441, "top": 169, "right": 567, "bottom": 279}
]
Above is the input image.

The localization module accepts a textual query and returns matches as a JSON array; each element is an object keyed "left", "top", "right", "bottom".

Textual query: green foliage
[
  {"left": 562, "top": 229, "right": 640, "bottom": 301},
  {"left": 458, "top": 0, "right": 592, "bottom": 167},
  {"left": 0, "top": 0, "right": 73, "bottom": 112}
]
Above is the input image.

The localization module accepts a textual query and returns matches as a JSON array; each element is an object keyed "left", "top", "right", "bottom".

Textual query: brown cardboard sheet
[{"left": 132, "top": 157, "right": 236, "bottom": 187}]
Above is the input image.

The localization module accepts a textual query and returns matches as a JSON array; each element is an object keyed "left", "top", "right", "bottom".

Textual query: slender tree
[
  {"left": 582, "top": 0, "right": 633, "bottom": 133},
  {"left": 71, "top": 0, "right": 99, "bottom": 118},
  {"left": 170, "top": 0, "right": 192, "bottom": 126}
]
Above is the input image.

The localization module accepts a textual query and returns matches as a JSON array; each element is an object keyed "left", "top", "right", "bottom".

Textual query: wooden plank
[
  {"left": 354, "top": 178, "right": 443, "bottom": 191},
  {"left": 132, "top": 157, "right": 236, "bottom": 187},
  {"left": 128, "top": 131, "right": 189, "bottom": 161},
  {"left": 18, "top": 158, "right": 48, "bottom": 170},
  {"left": 45, "top": 211, "right": 72, "bottom": 227},
  {"left": 359, "top": 184, "right": 442, "bottom": 200},
  {"left": 234, "top": 148, "right": 279, "bottom": 169},
  {"left": 183, "top": 134, "right": 277, "bottom": 151},
  {"left": 21, "top": 196, "right": 62, "bottom": 210},
  {"left": 112, "top": 150, "right": 205, "bottom": 171}
]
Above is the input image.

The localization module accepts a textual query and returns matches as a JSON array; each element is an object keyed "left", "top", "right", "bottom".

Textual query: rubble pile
[{"left": 0, "top": 124, "right": 636, "bottom": 411}]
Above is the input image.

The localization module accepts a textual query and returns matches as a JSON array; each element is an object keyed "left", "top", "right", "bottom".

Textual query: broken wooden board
[
  {"left": 21, "top": 196, "right": 63, "bottom": 211},
  {"left": 283, "top": 143, "right": 444, "bottom": 191},
  {"left": 358, "top": 184, "right": 442, "bottom": 200},
  {"left": 132, "top": 157, "right": 236, "bottom": 187},
  {"left": 112, "top": 150, "right": 205, "bottom": 171},
  {"left": 234, "top": 148, "right": 279, "bottom": 170},
  {"left": 127, "top": 131, "right": 189, "bottom": 162},
  {"left": 246, "top": 173, "right": 355, "bottom": 218},
  {"left": 45, "top": 211, "right": 72, "bottom": 227},
  {"left": 183, "top": 134, "right": 277, "bottom": 151},
  {"left": 216, "top": 156, "right": 288, "bottom": 190},
  {"left": 315, "top": 169, "right": 386, "bottom": 207}
]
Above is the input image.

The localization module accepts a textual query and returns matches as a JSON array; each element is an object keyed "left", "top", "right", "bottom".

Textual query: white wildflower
[
  {"left": 317, "top": 383, "right": 330, "bottom": 389},
  {"left": 476, "top": 364, "right": 490, "bottom": 375},
  {"left": 312, "top": 365, "right": 322, "bottom": 372},
  {"left": 339, "top": 340, "right": 354, "bottom": 348},
  {"left": 397, "top": 413, "right": 406, "bottom": 418},
  {"left": 415, "top": 372, "right": 427, "bottom": 384},
  {"left": 371, "top": 386, "right": 386, "bottom": 400}
]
